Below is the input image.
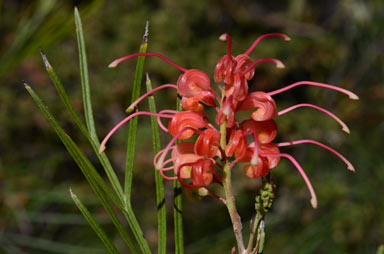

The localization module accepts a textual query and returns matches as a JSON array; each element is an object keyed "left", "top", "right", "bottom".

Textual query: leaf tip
[
  {"left": 40, "top": 49, "right": 52, "bottom": 69},
  {"left": 145, "top": 72, "right": 151, "bottom": 83},
  {"left": 69, "top": 188, "right": 76, "bottom": 198},
  {"left": 23, "top": 82, "right": 31, "bottom": 89},
  {"left": 143, "top": 20, "right": 149, "bottom": 44}
]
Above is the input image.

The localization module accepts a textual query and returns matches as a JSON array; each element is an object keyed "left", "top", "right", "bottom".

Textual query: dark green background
[{"left": 1, "top": 0, "right": 383, "bottom": 253}]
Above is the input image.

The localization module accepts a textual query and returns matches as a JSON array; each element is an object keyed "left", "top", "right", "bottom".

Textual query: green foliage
[
  {"left": 70, "top": 189, "right": 119, "bottom": 254},
  {"left": 22, "top": 7, "right": 155, "bottom": 254},
  {"left": 146, "top": 74, "right": 167, "bottom": 254},
  {"left": 173, "top": 97, "right": 185, "bottom": 254}
]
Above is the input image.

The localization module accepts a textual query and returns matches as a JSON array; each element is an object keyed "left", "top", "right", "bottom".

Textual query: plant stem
[
  {"left": 220, "top": 121, "right": 245, "bottom": 253},
  {"left": 223, "top": 162, "right": 245, "bottom": 253},
  {"left": 246, "top": 213, "right": 262, "bottom": 252}
]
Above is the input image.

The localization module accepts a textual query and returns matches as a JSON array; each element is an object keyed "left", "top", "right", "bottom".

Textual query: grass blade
[
  {"left": 25, "top": 84, "right": 139, "bottom": 253},
  {"left": 74, "top": 7, "right": 125, "bottom": 204},
  {"left": 174, "top": 97, "right": 184, "bottom": 254},
  {"left": 146, "top": 73, "right": 167, "bottom": 254},
  {"left": 70, "top": 189, "right": 119, "bottom": 254},
  {"left": 124, "top": 21, "right": 149, "bottom": 200}
]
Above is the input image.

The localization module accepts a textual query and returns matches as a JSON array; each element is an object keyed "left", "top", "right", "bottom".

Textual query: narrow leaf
[
  {"left": 173, "top": 97, "right": 184, "bottom": 254},
  {"left": 74, "top": 7, "right": 96, "bottom": 137},
  {"left": 120, "top": 21, "right": 152, "bottom": 254},
  {"left": 146, "top": 73, "right": 167, "bottom": 254},
  {"left": 73, "top": 8, "right": 125, "bottom": 203},
  {"left": 25, "top": 84, "right": 139, "bottom": 253},
  {"left": 70, "top": 189, "right": 119, "bottom": 254},
  {"left": 124, "top": 21, "right": 149, "bottom": 200},
  {"left": 40, "top": 49, "right": 88, "bottom": 137},
  {"left": 40, "top": 49, "right": 125, "bottom": 206},
  {"left": 73, "top": 12, "right": 150, "bottom": 253}
]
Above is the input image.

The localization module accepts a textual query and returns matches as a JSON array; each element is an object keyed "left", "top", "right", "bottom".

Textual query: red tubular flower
[
  {"left": 240, "top": 119, "right": 277, "bottom": 144},
  {"left": 216, "top": 95, "right": 237, "bottom": 127},
  {"left": 194, "top": 129, "right": 221, "bottom": 158},
  {"left": 181, "top": 97, "right": 204, "bottom": 112},
  {"left": 181, "top": 90, "right": 216, "bottom": 112},
  {"left": 214, "top": 33, "right": 237, "bottom": 84},
  {"left": 225, "top": 129, "right": 247, "bottom": 159},
  {"left": 215, "top": 55, "right": 237, "bottom": 84},
  {"left": 243, "top": 157, "right": 269, "bottom": 179},
  {"left": 169, "top": 142, "right": 201, "bottom": 179},
  {"left": 260, "top": 143, "right": 280, "bottom": 169},
  {"left": 168, "top": 111, "right": 208, "bottom": 139},
  {"left": 234, "top": 54, "right": 255, "bottom": 80},
  {"left": 190, "top": 159, "right": 215, "bottom": 187},
  {"left": 231, "top": 73, "right": 248, "bottom": 101},
  {"left": 177, "top": 69, "right": 211, "bottom": 97},
  {"left": 240, "top": 143, "right": 280, "bottom": 169},
  {"left": 237, "top": 91, "right": 277, "bottom": 121}
]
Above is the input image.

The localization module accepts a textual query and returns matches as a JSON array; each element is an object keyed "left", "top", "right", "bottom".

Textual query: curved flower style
[{"left": 100, "top": 32, "right": 358, "bottom": 209}]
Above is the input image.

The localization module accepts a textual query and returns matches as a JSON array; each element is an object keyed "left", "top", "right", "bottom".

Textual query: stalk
[
  {"left": 220, "top": 121, "right": 246, "bottom": 254},
  {"left": 223, "top": 162, "right": 246, "bottom": 253}
]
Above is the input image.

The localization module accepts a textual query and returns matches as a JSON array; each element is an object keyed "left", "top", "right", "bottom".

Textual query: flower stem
[
  {"left": 223, "top": 161, "right": 245, "bottom": 253},
  {"left": 221, "top": 121, "right": 246, "bottom": 253}
]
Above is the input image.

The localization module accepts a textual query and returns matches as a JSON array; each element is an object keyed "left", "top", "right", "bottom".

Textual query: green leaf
[
  {"left": 119, "top": 21, "right": 152, "bottom": 254},
  {"left": 146, "top": 73, "right": 167, "bottom": 254},
  {"left": 70, "top": 189, "right": 119, "bottom": 254},
  {"left": 74, "top": 7, "right": 96, "bottom": 137},
  {"left": 174, "top": 97, "right": 184, "bottom": 254},
  {"left": 73, "top": 12, "right": 150, "bottom": 253},
  {"left": 40, "top": 49, "right": 125, "bottom": 206},
  {"left": 73, "top": 7, "right": 125, "bottom": 204},
  {"left": 25, "top": 84, "right": 139, "bottom": 253},
  {"left": 40, "top": 50, "right": 88, "bottom": 138},
  {"left": 124, "top": 21, "right": 149, "bottom": 200}
]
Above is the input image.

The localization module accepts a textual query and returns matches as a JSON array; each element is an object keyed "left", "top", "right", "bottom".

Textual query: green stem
[
  {"left": 246, "top": 213, "right": 262, "bottom": 252},
  {"left": 173, "top": 97, "right": 184, "bottom": 254},
  {"left": 220, "top": 121, "right": 227, "bottom": 149},
  {"left": 223, "top": 162, "right": 245, "bottom": 253},
  {"left": 220, "top": 121, "right": 245, "bottom": 253}
]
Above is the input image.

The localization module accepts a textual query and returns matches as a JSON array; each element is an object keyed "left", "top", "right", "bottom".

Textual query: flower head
[{"left": 100, "top": 32, "right": 358, "bottom": 208}]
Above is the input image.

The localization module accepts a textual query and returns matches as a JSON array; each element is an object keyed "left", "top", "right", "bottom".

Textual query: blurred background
[{"left": 1, "top": 0, "right": 383, "bottom": 253}]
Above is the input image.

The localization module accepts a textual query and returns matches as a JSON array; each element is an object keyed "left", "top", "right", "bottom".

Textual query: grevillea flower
[{"left": 100, "top": 32, "right": 358, "bottom": 208}]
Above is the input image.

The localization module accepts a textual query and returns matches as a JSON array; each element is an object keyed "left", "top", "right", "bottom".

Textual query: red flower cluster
[{"left": 100, "top": 33, "right": 358, "bottom": 207}]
